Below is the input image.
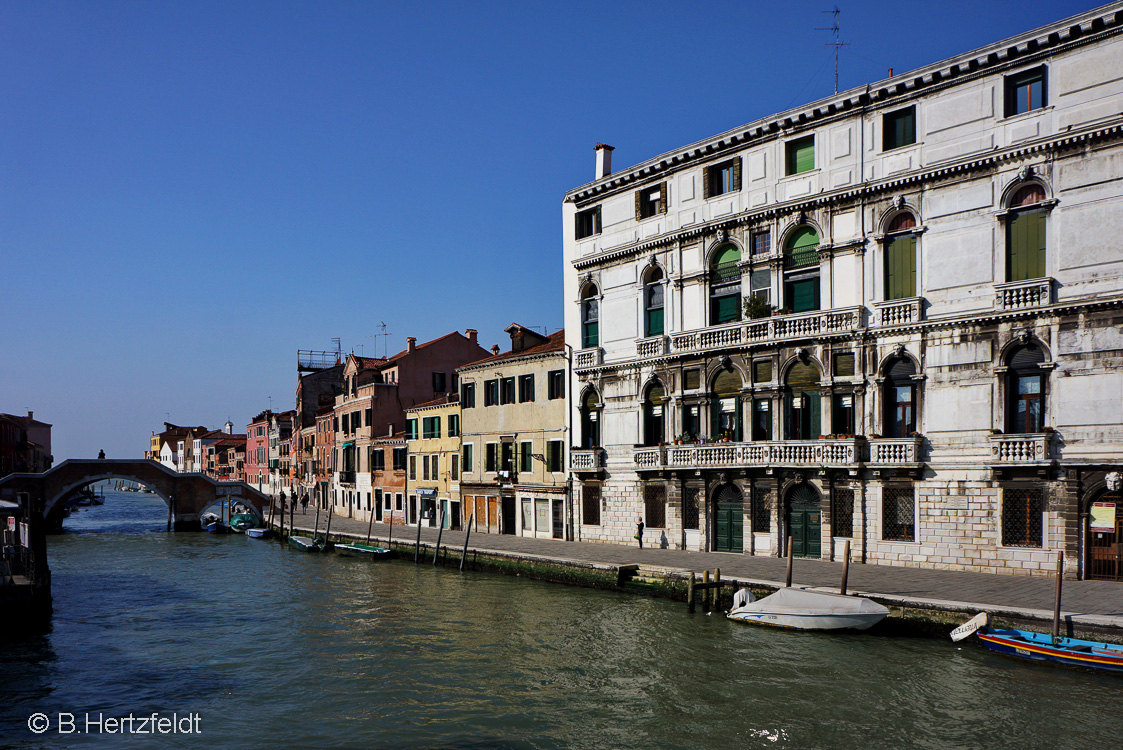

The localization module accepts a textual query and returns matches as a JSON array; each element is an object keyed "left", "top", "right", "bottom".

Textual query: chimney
[
  {"left": 407, "top": 337, "right": 416, "bottom": 352},
  {"left": 466, "top": 328, "right": 477, "bottom": 344},
  {"left": 27, "top": 410, "right": 33, "bottom": 420},
  {"left": 491, "top": 344, "right": 501, "bottom": 355},
  {"left": 595, "top": 143, "right": 614, "bottom": 179},
  {"left": 388, "top": 425, "right": 394, "bottom": 437}
]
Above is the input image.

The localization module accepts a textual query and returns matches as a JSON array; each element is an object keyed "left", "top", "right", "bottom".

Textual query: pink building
[{"left": 245, "top": 411, "right": 271, "bottom": 488}]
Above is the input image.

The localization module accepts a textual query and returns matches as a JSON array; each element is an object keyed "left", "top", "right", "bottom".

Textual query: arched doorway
[
  {"left": 786, "top": 483, "right": 821, "bottom": 558},
  {"left": 1088, "top": 488, "right": 1123, "bottom": 580},
  {"left": 712, "top": 483, "right": 743, "bottom": 553}
]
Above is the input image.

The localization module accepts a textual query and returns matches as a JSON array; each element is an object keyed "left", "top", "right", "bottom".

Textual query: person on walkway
[
  {"left": 635, "top": 517, "right": 644, "bottom": 549},
  {"left": 301, "top": 495, "right": 309, "bottom": 515},
  {"left": 97, "top": 449, "right": 105, "bottom": 459}
]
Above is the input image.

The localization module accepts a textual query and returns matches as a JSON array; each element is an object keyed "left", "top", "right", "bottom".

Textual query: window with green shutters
[
  {"left": 786, "top": 136, "right": 815, "bottom": 175},
  {"left": 581, "top": 287, "right": 599, "bottom": 347},
  {"left": 883, "top": 106, "right": 916, "bottom": 151},
  {"left": 885, "top": 234, "right": 917, "bottom": 300},
  {"left": 448, "top": 414, "right": 459, "bottom": 437},
  {"left": 462, "top": 443, "right": 473, "bottom": 473},
  {"left": 546, "top": 441, "right": 563, "bottom": 472},
  {"left": 785, "top": 361, "right": 822, "bottom": 440},
  {"left": 405, "top": 419, "right": 418, "bottom": 440},
  {"left": 1007, "top": 184, "right": 1047, "bottom": 281},
  {"left": 784, "top": 227, "right": 820, "bottom": 313},
  {"left": 422, "top": 416, "right": 440, "bottom": 439},
  {"left": 710, "top": 244, "right": 741, "bottom": 325},
  {"left": 520, "top": 441, "right": 533, "bottom": 472},
  {"left": 645, "top": 267, "right": 664, "bottom": 337},
  {"left": 485, "top": 443, "right": 497, "bottom": 472}
]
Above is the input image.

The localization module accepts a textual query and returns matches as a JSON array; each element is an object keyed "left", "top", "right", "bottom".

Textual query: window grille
[
  {"left": 644, "top": 484, "right": 666, "bottom": 529},
  {"left": 583, "top": 485, "right": 601, "bottom": 526},
  {"left": 683, "top": 487, "right": 700, "bottom": 530},
  {"left": 752, "top": 486, "right": 772, "bottom": 533},
  {"left": 883, "top": 486, "right": 915, "bottom": 541},
  {"left": 833, "top": 488, "right": 854, "bottom": 537},
  {"left": 1003, "top": 488, "right": 1044, "bottom": 547}
]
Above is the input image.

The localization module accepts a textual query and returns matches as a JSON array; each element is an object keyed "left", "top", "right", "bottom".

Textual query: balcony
[
  {"left": 338, "top": 470, "right": 356, "bottom": 484},
  {"left": 868, "top": 436, "right": 924, "bottom": 466},
  {"left": 634, "top": 438, "right": 864, "bottom": 471},
  {"left": 873, "top": 297, "right": 923, "bottom": 326},
  {"left": 988, "top": 433, "right": 1054, "bottom": 465},
  {"left": 569, "top": 448, "right": 605, "bottom": 472},
  {"left": 575, "top": 347, "right": 604, "bottom": 369},
  {"left": 995, "top": 278, "right": 1053, "bottom": 311},
  {"left": 670, "top": 306, "right": 864, "bottom": 357},
  {"left": 636, "top": 335, "right": 668, "bottom": 359}
]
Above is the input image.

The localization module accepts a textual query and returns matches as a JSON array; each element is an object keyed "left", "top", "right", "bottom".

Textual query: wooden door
[
  {"left": 788, "top": 485, "right": 822, "bottom": 558},
  {"left": 712, "top": 484, "right": 743, "bottom": 553},
  {"left": 1089, "top": 499, "right": 1123, "bottom": 580}
]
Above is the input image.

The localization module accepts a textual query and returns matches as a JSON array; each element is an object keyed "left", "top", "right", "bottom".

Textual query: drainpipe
[{"left": 564, "top": 342, "right": 575, "bottom": 541}]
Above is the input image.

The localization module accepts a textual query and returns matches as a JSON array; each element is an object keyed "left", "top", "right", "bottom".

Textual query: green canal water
[{"left": 3, "top": 491, "right": 1123, "bottom": 748}]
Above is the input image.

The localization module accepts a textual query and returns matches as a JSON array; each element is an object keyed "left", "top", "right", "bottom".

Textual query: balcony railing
[
  {"left": 634, "top": 438, "right": 863, "bottom": 470},
  {"left": 575, "top": 347, "right": 604, "bottom": 369},
  {"left": 868, "top": 437, "right": 923, "bottom": 465},
  {"left": 636, "top": 335, "right": 668, "bottom": 358},
  {"left": 873, "top": 297, "right": 923, "bottom": 326},
  {"left": 995, "top": 278, "right": 1053, "bottom": 310},
  {"left": 671, "top": 306, "right": 864, "bottom": 357},
  {"left": 338, "top": 470, "right": 356, "bottom": 484},
  {"left": 569, "top": 448, "right": 605, "bottom": 472},
  {"left": 988, "top": 433, "right": 1053, "bottom": 464}
]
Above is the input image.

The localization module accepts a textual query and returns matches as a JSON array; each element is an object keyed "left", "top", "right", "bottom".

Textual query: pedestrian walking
[
  {"left": 97, "top": 449, "right": 105, "bottom": 459},
  {"left": 635, "top": 517, "right": 644, "bottom": 549},
  {"left": 301, "top": 494, "right": 309, "bottom": 515}
]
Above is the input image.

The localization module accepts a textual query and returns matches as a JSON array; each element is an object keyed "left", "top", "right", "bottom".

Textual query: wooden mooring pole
[
  {"left": 687, "top": 572, "right": 696, "bottom": 613},
  {"left": 414, "top": 514, "right": 423, "bottom": 563},
  {"left": 840, "top": 540, "right": 851, "bottom": 595},
  {"left": 459, "top": 513, "right": 474, "bottom": 572},
  {"left": 433, "top": 509, "right": 445, "bottom": 565},
  {"left": 702, "top": 569, "right": 710, "bottom": 611},
  {"left": 785, "top": 536, "right": 794, "bottom": 587},
  {"left": 714, "top": 568, "right": 721, "bottom": 610},
  {"left": 1052, "top": 551, "right": 1064, "bottom": 645}
]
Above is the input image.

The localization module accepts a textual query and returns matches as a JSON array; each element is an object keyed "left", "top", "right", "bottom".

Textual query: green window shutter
[
  {"left": 715, "top": 294, "right": 740, "bottom": 323},
  {"left": 584, "top": 322, "right": 598, "bottom": 348},
  {"left": 647, "top": 308, "right": 664, "bottom": 336},
  {"left": 734, "top": 397, "right": 743, "bottom": 442},
  {"left": 809, "top": 393, "right": 822, "bottom": 439},
  {"left": 1008, "top": 210, "right": 1046, "bottom": 281},
  {"left": 791, "top": 279, "right": 817, "bottom": 313},
  {"left": 885, "top": 235, "right": 917, "bottom": 300}
]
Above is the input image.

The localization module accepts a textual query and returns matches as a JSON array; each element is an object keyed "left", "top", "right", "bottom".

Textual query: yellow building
[{"left": 404, "top": 395, "right": 463, "bottom": 529}]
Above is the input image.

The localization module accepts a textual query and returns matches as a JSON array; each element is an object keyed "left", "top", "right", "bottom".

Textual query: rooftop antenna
[
  {"left": 375, "top": 322, "right": 391, "bottom": 358},
  {"left": 817, "top": 7, "right": 848, "bottom": 95},
  {"left": 331, "top": 337, "right": 342, "bottom": 364},
  {"left": 268, "top": 396, "right": 273, "bottom": 411}
]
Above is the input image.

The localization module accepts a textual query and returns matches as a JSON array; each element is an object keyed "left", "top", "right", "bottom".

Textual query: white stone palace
[{"left": 562, "top": 4, "right": 1123, "bottom": 579}]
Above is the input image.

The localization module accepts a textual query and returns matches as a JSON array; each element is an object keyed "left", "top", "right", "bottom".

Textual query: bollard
[
  {"left": 460, "top": 513, "right": 474, "bottom": 572},
  {"left": 688, "top": 572, "right": 696, "bottom": 613},
  {"left": 414, "top": 514, "right": 423, "bottom": 563},
  {"left": 702, "top": 569, "right": 710, "bottom": 611},
  {"left": 1052, "top": 551, "right": 1064, "bottom": 645}
]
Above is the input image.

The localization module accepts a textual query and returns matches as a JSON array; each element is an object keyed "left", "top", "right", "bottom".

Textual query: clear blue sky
[{"left": 0, "top": 0, "right": 1097, "bottom": 460}]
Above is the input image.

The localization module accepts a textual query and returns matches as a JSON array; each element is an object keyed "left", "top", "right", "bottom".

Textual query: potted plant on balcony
[{"left": 743, "top": 295, "right": 775, "bottom": 320}]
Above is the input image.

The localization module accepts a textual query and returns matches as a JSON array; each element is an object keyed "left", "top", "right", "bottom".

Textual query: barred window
[
  {"left": 582, "top": 485, "right": 601, "bottom": 526},
  {"left": 833, "top": 488, "right": 854, "bottom": 538},
  {"left": 752, "top": 486, "right": 772, "bottom": 533},
  {"left": 683, "top": 487, "right": 701, "bottom": 530},
  {"left": 1003, "top": 488, "right": 1044, "bottom": 547},
  {"left": 883, "top": 486, "right": 915, "bottom": 541},
  {"left": 645, "top": 484, "right": 666, "bottom": 529}
]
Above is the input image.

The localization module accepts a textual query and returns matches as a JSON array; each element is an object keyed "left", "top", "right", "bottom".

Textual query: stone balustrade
[
  {"left": 994, "top": 278, "right": 1053, "bottom": 310},
  {"left": 634, "top": 438, "right": 863, "bottom": 470},
  {"left": 569, "top": 448, "right": 605, "bottom": 472},
  {"left": 635, "top": 336, "right": 668, "bottom": 359},
  {"left": 988, "top": 433, "right": 1053, "bottom": 463},
  {"left": 868, "top": 437, "right": 923, "bottom": 464},
  {"left": 574, "top": 347, "right": 603, "bottom": 369},
  {"left": 873, "top": 297, "right": 923, "bottom": 326},
  {"left": 669, "top": 306, "right": 865, "bottom": 357}
]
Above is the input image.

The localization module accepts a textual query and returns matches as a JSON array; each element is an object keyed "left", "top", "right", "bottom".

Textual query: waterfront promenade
[{"left": 277, "top": 511, "right": 1123, "bottom": 633}]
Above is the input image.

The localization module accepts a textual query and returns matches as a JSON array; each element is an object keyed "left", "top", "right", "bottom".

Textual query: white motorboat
[{"left": 727, "top": 587, "right": 889, "bottom": 631}]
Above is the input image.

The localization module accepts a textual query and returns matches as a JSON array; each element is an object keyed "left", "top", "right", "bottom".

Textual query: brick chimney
[
  {"left": 595, "top": 143, "right": 614, "bottom": 179},
  {"left": 407, "top": 337, "right": 416, "bottom": 352},
  {"left": 466, "top": 328, "right": 477, "bottom": 344},
  {"left": 491, "top": 345, "right": 500, "bottom": 355}
]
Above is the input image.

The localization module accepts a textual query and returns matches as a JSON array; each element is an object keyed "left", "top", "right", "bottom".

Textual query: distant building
[
  {"left": 405, "top": 395, "right": 462, "bottom": 529},
  {"left": 0, "top": 411, "right": 52, "bottom": 476},
  {"left": 457, "top": 327, "right": 569, "bottom": 538},
  {"left": 245, "top": 411, "right": 272, "bottom": 489}
]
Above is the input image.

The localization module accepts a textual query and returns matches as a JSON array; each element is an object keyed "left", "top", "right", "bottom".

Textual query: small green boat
[
  {"left": 335, "top": 542, "right": 393, "bottom": 559},
  {"left": 229, "top": 513, "right": 260, "bottom": 533},
  {"left": 288, "top": 535, "right": 324, "bottom": 552}
]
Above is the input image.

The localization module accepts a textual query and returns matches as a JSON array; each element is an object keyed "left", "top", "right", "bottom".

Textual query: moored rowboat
[
  {"left": 951, "top": 613, "right": 1123, "bottom": 673},
  {"left": 288, "top": 535, "right": 323, "bottom": 552},
  {"left": 335, "top": 542, "right": 393, "bottom": 559}
]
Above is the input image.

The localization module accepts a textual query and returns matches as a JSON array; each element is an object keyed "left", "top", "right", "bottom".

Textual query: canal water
[{"left": 3, "top": 490, "right": 1123, "bottom": 748}]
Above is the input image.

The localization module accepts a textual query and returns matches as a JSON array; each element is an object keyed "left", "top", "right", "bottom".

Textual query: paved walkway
[{"left": 276, "top": 510, "right": 1123, "bottom": 629}]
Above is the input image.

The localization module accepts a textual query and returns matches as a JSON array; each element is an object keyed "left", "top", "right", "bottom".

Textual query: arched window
[
  {"left": 709, "top": 244, "right": 742, "bottom": 325},
  {"left": 581, "top": 285, "right": 599, "bottom": 348},
  {"left": 580, "top": 390, "right": 601, "bottom": 448},
  {"left": 711, "top": 368, "right": 742, "bottom": 441},
  {"left": 884, "top": 212, "right": 918, "bottom": 301},
  {"left": 785, "top": 361, "right": 821, "bottom": 439},
  {"left": 642, "top": 382, "right": 666, "bottom": 446},
  {"left": 783, "top": 227, "right": 820, "bottom": 313},
  {"left": 644, "top": 267, "right": 664, "bottom": 337},
  {"left": 1007, "top": 184, "right": 1047, "bottom": 282},
  {"left": 1006, "top": 343, "right": 1045, "bottom": 434},
  {"left": 883, "top": 357, "right": 917, "bottom": 438}
]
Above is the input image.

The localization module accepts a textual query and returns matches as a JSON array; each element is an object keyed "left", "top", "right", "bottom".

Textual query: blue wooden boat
[
  {"left": 952, "top": 613, "right": 1123, "bottom": 673},
  {"left": 246, "top": 527, "right": 270, "bottom": 539},
  {"left": 335, "top": 542, "right": 393, "bottom": 560}
]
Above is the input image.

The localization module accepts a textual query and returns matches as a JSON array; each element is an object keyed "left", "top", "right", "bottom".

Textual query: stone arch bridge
[{"left": 0, "top": 459, "right": 270, "bottom": 531}]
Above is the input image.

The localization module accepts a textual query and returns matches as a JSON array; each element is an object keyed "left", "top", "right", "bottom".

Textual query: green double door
[
  {"left": 787, "top": 485, "right": 821, "bottom": 558},
  {"left": 713, "top": 485, "right": 743, "bottom": 553}
]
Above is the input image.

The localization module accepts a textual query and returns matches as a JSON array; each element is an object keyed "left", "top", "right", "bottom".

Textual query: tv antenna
[
  {"left": 817, "top": 7, "right": 848, "bottom": 95},
  {"left": 375, "top": 322, "right": 391, "bottom": 358}
]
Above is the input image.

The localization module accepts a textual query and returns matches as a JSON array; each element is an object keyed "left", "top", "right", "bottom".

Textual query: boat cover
[{"left": 734, "top": 587, "right": 889, "bottom": 616}]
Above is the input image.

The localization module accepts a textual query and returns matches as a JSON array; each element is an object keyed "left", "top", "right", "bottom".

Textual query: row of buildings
[
  {"left": 0, "top": 411, "right": 52, "bottom": 478},
  {"left": 151, "top": 5, "right": 1123, "bottom": 581}
]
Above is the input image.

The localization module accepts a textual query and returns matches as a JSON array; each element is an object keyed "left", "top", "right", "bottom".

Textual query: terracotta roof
[
  {"left": 459, "top": 329, "right": 565, "bottom": 368},
  {"left": 382, "top": 330, "right": 474, "bottom": 365},
  {"left": 406, "top": 394, "right": 456, "bottom": 412}
]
